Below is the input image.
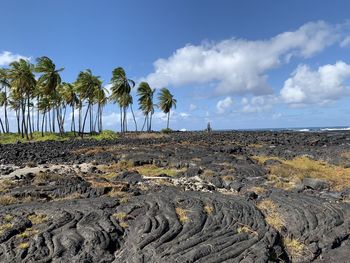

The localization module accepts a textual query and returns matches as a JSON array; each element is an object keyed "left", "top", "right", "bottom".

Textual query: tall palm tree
[
  {"left": 7, "top": 59, "right": 36, "bottom": 139},
  {"left": 62, "top": 82, "right": 79, "bottom": 135},
  {"left": 158, "top": 88, "right": 177, "bottom": 129},
  {"left": 109, "top": 67, "right": 135, "bottom": 133},
  {"left": 74, "top": 69, "right": 102, "bottom": 137},
  {"left": 0, "top": 68, "right": 10, "bottom": 133},
  {"left": 94, "top": 86, "right": 108, "bottom": 133},
  {"left": 137, "top": 82, "right": 156, "bottom": 132},
  {"left": 35, "top": 56, "right": 64, "bottom": 134}
]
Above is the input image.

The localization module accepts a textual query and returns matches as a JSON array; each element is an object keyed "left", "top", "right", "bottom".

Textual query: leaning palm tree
[
  {"left": 74, "top": 69, "right": 102, "bottom": 137},
  {"left": 7, "top": 59, "right": 36, "bottom": 139},
  {"left": 35, "top": 56, "right": 64, "bottom": 134},
  {"left": 109, "top": 67, "right": 135, "bottom": 133},
  {"left": 137, "top": 82, "right": 155, "bottom": 132},
  {"left": 158, "top": 88, "right": 177, "bottom": 129}
]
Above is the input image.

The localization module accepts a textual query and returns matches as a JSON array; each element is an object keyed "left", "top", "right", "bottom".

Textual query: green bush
[{"left": 160, "top": 128, "right": 173, "bottom": 134}]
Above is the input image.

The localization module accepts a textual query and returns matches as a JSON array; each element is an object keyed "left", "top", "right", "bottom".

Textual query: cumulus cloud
[
  {"left": 144, "top": 21, "right": 343, "bottom": 96},
  {"left": 241, "top": 95, "right": 277, "bottom": 113},
  {"left": 280, "top": 61, "right": 350, "bottom": 106},
  {"left": 0, "top": 51, "right": 30, "bottom": 66},
  {"left": 216, "top": 96, "right": 233, "bottom": 114}
]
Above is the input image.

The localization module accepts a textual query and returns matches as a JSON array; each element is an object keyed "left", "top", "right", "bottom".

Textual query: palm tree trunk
[
  {"left": 48, "top": 109, "right": 52, "bottom": 133},
  {"left": 78, "top": 104, "right": 82, "bottom": 134},
  {"left": 37, "top": 96, "right": 40, "bottom": 132},
  {"left": 130, "top": 105, "right": 137, "bottom": 132},
  {"left": 81, "top": 103, "right": 91, "bottom": 138},
  {"left": 149, "top": 112, "right": 153, "bottom": 132},
  {"left": 4, "top": 86, "right": 9, "bottom": 133},
  {"left": 120, "top": 106, "right": 123, "bottom": 133},
  {"left": 27, "top": 95, "right": 33, "bottom": 139},
  {"left": 72, "top": 105, "right": 76, "bottom": 136},
  {"left": 167, "top": 111, "right": 170, "bottom": 129},
  {"left": 52, "top": 109, "right": 55, "bottom": 133},
  {"left": 32, "top": 105, "right": 35, "bottom": 132},
  {"left": 0, "top": 117, "right": 5, "bottom": 133},
  {"left": 41, "top": 111, "right": 46, "bottom": 137},
  {"left": 100, "top": 106, "right": 103, "bottom": 132},
  {"left": 16, "top": 109, "right": 20, "bottom": 134},
  {"left": 21, "top": 99, "right": 28, "bottom": 139},
  {"left": 141, "top": 116, "right": 147, "bottom": 132},
  {"left": 123, "top": 107, "right": 127, "bottom": 132}
]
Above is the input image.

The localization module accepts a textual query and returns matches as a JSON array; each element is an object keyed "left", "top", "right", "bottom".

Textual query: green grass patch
[
  {"left": 0, "top": 130, "right": 118, "bottom": 144},
  {"left": 135, "top": 165, "right": 186, "bottom": 177}
]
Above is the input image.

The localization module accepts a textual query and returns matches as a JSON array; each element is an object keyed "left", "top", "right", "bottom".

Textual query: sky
[{"left": 1, "top": 0, "right": 350, "bottom": 131}]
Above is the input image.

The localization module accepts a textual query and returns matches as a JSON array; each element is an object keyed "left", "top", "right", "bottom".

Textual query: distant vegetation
[{"left": 0, "top": 57, "right": 176, "bottom": 140}]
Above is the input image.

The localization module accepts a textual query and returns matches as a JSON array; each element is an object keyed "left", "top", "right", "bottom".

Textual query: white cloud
[
  {"left": 189, "top": 104, "right": 197, "bottom": 111},
  {"left": 144, "top": 21, "right": 343, "bottom": 96},
  {"left": 241, "top": 95, "right": 277, "bottom": 113},
  {"left": 340, "top": 36, "right": 350, "bottom": 47},
  {"left": 0, "top": 51, "right": 30, "bottom": 66},
  {"left": 216, "top": 96, "right": 233, "bottom": 114},
  {"left": 280, "top": 61, "right": 350, "bottom": 106}
]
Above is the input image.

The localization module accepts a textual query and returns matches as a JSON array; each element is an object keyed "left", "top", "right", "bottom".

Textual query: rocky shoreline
[{"left": 0, "top": 131, "right": 350, "bottom": 262}]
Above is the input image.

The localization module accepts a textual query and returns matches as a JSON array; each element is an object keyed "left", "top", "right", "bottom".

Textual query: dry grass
[
  {"left": 248, "top": 143, "right": 265, "bottom": 148},
  {"left": 175, "top": 207, "right": 189, "bottom": 223},
  {"left": 28, "top": 213, "right": 48, "bottom": 225},
  {"left": 0, "top": 179, "right": 15, "bottom": 191},
  {"left": 114, "top": 212, "right": 127, "bottom": 221},
  {"left": 257, "top": 199, "right": 285, "bottom": 231},
  {"left": 340, "top": 151, "right": 350, "bottom": 159},
  {"left": 203, "top": 204, "right": 214, "bottom": 215},
  {"left": 202, "top": 170, "right": 215, "bottom": 178},
  {"left": 0, "top": 195, "right": 17, "bottom": 205},
  {"left": 17, "top": 228, "right": 39, "bottom": 238},
  {"left": 135, "top": 165, "right": 186, "bottom": 177},
  {"left": 253, "top": 155, "right": 283, "bottom": 165},
  {"left": 269, "top": 156, "right": 350, "bottom": 190},
  {"left": 51, "top": 192, "right": 82, "bottom": 201},
  {"left": 283, "top": 237, "right": 306, "bottom": 259},
  {"left": 237, "top": 225, "right": 258, "bottom": 236},
  {"left": 17, "top": 242, "right": 30, "bottom": 249},
  {"left": 34, "top": 172, "right": 62, "bottom": 185},
  {"left": 221, "top": 175, "right": 234, "bottom": 181},
  {"left": 107, "top": 188, "right": 128, "bottom": 198},
  {"left": 247, "top": 186, "right": 267, "bottom": 194},
  {"left": 0, "top": 223, "right": 13, "bottom": 234},
  {"left": 135, "top": 133, "right": 168, "bottom": 139},
  {"left": 154, "top": 178, "right": 173, "bottom": 186},
  {"left": 113, "top": 212, "right": 129, "bottom": 229},
  {"left": 3, "top": 214, "right": 13, "bottom": 222}
]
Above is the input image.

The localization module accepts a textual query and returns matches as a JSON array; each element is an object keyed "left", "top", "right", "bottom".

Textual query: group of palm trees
[{"left": 0, "top": 56, "right": 177, "bottom": 139}]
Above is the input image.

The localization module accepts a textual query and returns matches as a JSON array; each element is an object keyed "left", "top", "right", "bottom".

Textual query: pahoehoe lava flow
[{"left": 0, "top": 131, "right": 350, "bottom": 262}]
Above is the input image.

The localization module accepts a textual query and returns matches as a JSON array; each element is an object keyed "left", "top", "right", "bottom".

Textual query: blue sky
[{"left": 1, "top": 0, "right": 350, "bottom": 130}]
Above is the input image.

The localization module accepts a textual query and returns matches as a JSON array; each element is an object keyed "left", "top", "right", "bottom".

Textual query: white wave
[{"left": 320, "top": 127, "right": 350, "bottom": 131}]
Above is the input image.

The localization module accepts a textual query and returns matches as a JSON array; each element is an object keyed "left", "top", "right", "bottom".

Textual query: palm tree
[
  {"left": 137, "top": 82, "right": 156, "bottom": 132},
  {"left": 35, "top": 56, "right": 64, "bottom": 134},
  {"left": 62, "top": 82, "right": 79, "bottom": 135},
  {"left": 158, "top": 88, "right": 177, "bottom": 129},
  {"left": 94, "top": 86, "right": 108, "bottom": 133},
  {"left": 0, "top": 68, "right": 10, "bottom": 133},
  {"left": 74, "top": 69, "right": 102, "bottom": 137},
  {"left": 109, "top": 67, "right": 135, "bottom": 133},
  {"left": 7, "top": 59, "right": 36, "bottom": 139}
]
